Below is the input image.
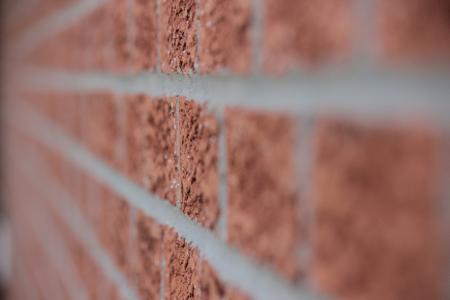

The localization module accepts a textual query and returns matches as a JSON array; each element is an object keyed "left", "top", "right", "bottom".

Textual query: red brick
[
  {"left": 111, "top": 0, "right": 131, "bottom": 72},
  {"left": 263, "top": 0, "right": 352, "bottom": 73},
  {"left": 159, "top": 0, "right": 197, "bottom": 73},
  {"left": 179, "top": 98, "right": 220, "bottom": 229},
  {"left": 378, "top": 0, "right": 450, "bottom": 61},
  {"left": 130, "top": 212, "right": 162, "bottom": 299},
  {"left": 225, "top": 108, "right": 302, "bottom": 281},
  {"left": 197, "top": 0, "right": 251, "bottom": 73},
  {"left": 130, "top": 0, "right": 158, "bottom": 71},
  {"left": 163, "top": 229, "right": 226, "bottom": 300},
  {"left": 81, "top": 92, "right": 118, "bottom": 166},
  {"left": 126, "top": 95, "right": 178, "bottom": 204},
  {"left": 311, "top": 119, "right": 444, "bottom": 300}
]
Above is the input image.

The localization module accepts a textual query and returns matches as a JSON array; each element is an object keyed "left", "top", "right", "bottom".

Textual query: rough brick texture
[
  {"left": 312, "top": 119, "right": 445, "bottom": 300},
  {"left": 225, "top": 108, "right": 302, "bottom": 281},
  {"left": 197, "top": 0, "right": 252, "bottom": 73},
  {"left": 159, "top": 0, "right": 197, "bottom": 73}
]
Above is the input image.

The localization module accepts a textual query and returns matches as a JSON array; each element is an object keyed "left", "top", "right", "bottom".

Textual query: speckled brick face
[
  {"left": 197, "top": 0, "right": 251, "bottom": 73},
  {"left": 81, "top": 92, "right": 118, "bottom": 166},
  {"left": 179, "top": 98, "right": 220, "bottom": 229},
  {"left": 263, "top": 0, "right": 352, "bottom": 73},
  {"left": 131, "top": 0, "right": 157, "bottom": 71},
  {"left": 225, "top": 108, "right": 302, "bottom": 281},
  {"left": 159, "top": 0, "right": 197, "bottom": 73},
  {"left": 111, "top": 0, "right": 130, "bottom": 72},
  {"left": 126, "top": 94, "right": 178, "bottom": 204},
  {"left": 131, "top": 212, "right": 162, "bottom": 299},
  {"left": 378, "top": 0, "right": 450, "bottom": 61},
  {"left": 163, "top": 229, "right": 226, "bottom": 300},
  {"left": 312, "top": 119, "right": 444, "bottom": 300}
]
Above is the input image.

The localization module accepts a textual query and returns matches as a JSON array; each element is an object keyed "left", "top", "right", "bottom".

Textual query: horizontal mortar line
[
  {"left": 5, "top": 100, "right": 327, "bottom": 300},
  {"left": 6, "top": 141, "right": 141, "bottom": 300},
  {"left": 5, "top": 174, "right": 90, "bottom": 300},
  {"left": 10, "top": 0, "right": 107, "bottom": 59},
  {"left": 21, "top": 67, "right": 450, "bottom": 127}
]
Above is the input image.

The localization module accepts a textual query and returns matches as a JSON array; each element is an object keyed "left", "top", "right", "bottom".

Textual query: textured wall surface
[{"left": 2, "top": 0, "right": 450, "bottom": 300}]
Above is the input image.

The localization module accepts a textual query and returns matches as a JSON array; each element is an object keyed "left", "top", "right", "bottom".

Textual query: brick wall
[{"left": 2, "top": 0, "right": 450, "bottom": 300}]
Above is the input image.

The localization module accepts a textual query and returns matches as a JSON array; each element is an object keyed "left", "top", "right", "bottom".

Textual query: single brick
[
  {"left": 131, "top": 212, "right": 163, "bottom": 299},
  {"left": 111, "top": 0, "right": 131, "bottom": 72},
  {"left": 84, "top": 5, "right": 112, "bottom": 70},
  {"left": 197, "top": 0, "right": 251, "bottom": 73},
  {"left": 312, "top": 119, "right": 444, "bottom": 300},
  {"left": 179, "top": 98, "right": 220, "bottom": 229},
  {"left": 378, "top": 0, "right": 450, "bottom": 61},
  {"left": 163, "top": 228, "right": 226, "bottom": 300},
  {"left": 263, "top": 0, "right": 352, "bottom": 73},
  {"left": 159, "top": 0, "right": 197, "bottom": 73},
  {"left": 81, "top": 92, "right": 118, "bottom": 166},
  {"left": 126, "top": 95, "right": 178, "bottom": 204},
  {"left": 131, "top": 0, "right": 158, "bottom": 71},
  {"left": 225, "top": 108, "right": 301, "bottom": 281},
  {"left": 100, "top": 192, "right": 130, "bottom": 273}
]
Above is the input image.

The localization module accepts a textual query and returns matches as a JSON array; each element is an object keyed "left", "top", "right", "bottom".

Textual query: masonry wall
[{"left": 2, "top": 0, "right": 450, "bottom": 300}]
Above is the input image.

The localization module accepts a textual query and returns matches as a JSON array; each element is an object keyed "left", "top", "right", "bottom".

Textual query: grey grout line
[
  {"left": 8, "top": 140, "right": 141, "bottom": 300},
  {"left": 20, "top": 67, "right": 450, "bottom": 129},
  {"left": 251, "top": 0, "right": 265, "bottom": 73},
  {"left": 159, "top": 230, "right": 166, "bottom": 300},
  {"left": 216, "top": 109, "right": 229, "bottom": 241},
  {"left": 295, "top": 115, "right": 316, "bottom": 286},
  {"left": 7, "top": 99, "right": 327, "bottom": 300},
  {"left": 194, "top": 0, "right": 202, "bottom": 72},
  {"left": 10, "top": 0, "right": 108, "bottom": 59}
]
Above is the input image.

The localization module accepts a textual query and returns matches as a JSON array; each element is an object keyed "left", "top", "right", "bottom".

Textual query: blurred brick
[
  {"left": 312, "top": 119, "right": 444, "bottom": 300},
  {"left": 131, "top": 0, "right": 158, "bottom": 71},
  {"left": 163, "top": 229, "right": 226, "bottom": 300},
  {"left": 131, "top": 212, "right": 162, "bottom": 299},
  {"left": 111, "top": 0, "right": 130, "bottom": 72},
  {"left": 225, "top": 108, "right": 301, "bottom": 281},
  {"left": 197, "top": 0, "right": 251, "bottom": 73},
  {"left": 263, "top": 0, "right": 352, "bottom": 73},
  {"left": 159, "top": 0, "right": 197, "bottom": 73},
  {"left": 81, "top": 92, "right": 118, "bottom": 166},
  {"left": 179, "top": 98, "right": 220, "bottom": 229},
  {"left": 379, "top": 0, "right": 450, "bottom": 61},
  {"left": 126, "top": 95, "right": 178, "bottom": 204}
]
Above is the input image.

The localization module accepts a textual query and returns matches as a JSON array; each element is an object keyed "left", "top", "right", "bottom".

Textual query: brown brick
[
  {"left": 378, "top": 0, "right": 450, "bottom": 61},
  {"left": 126, "top": 95, "right": 178, "bottom": 204},
  {"left": 131, "top": 0, "right": 158, "bottom": 71},
  {"left": 179, "top": 98, "right": 220, "bottom": 229},
  {"left": 130, "top": 212, "right": 162, "bottom": 299},
  {"left": 225, "top": 108, "right": 301, "bottom": 281},
  {"left": 159, "top": 0, "right": 197, "bottom": 73},
  {"left": 263, "top": 0, "right": 352, "bottom": 73},
  {"left": 84, "top": 5, "right": 112, "bottom": 70},
  {"left": 81, "top": 92, "right": 118, "bottom": 166},
  {"left": 312, "top": 119, "right": 444, "bottom": 300},
  {"left": 197, "top": 0, "right": 251, "bottom": 73},
  {"left": 163, "top": 229, "right": 226, "bottom": 300}
]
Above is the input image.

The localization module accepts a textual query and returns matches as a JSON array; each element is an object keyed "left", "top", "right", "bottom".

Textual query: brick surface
[
  {"left": 160, "top": 0, "right": 197, "bottom": 73},
  {"left": 163, "top": 229, "right": 226, "bottom": 300},
  {"left": 197, "top": 0, "right": 251, "bottom": 73},
  {"left": 379, "top": 0, "right": 450, "bottom": 61},
  {"left": 225, "top": 108, "right": 301, "bottom": 281},
  {"left": 81, "top": 92, "right": 118, "bottom": 166},
  {"left": 126, "top": 94, "right": 178, "bottom": 204},
  {"left": 131, "top": 0, "right": 158, "bottom": 71},
  {"left": 312, "top": 119, "right": 444, "bottom": 300},
  {"left": 179, "top": 98, "right": 220, "bottom": 229},
  {"left": 263, "top": 0, "right": 352, "bottom": 73},
  {"left": 131, "top": 212, "right": 162, "bottom": 299},
  {"left": 111, "top": 0, "right": 130, "bottom": 71}
]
